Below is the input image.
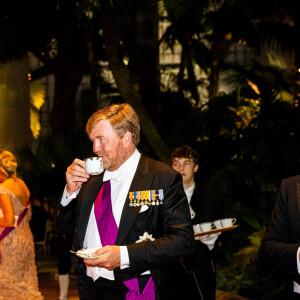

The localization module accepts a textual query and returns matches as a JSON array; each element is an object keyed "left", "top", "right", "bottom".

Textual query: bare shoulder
[
  {"left": 2, "top": 178, "right": 30, "bottom": 201},
  {"left": 1, "top": 178, "right": 14, "bottom": 190},
  {"left": 16, "top": 178, "right": 30, "bottom": 198}
]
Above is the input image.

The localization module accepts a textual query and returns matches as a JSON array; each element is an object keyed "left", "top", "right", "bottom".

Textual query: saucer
[{"left": 71, "top": 247, "right": 103, "bottom": 260}]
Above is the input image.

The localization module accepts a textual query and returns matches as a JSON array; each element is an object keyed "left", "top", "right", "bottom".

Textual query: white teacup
[
  {"left": 213, "top": 219, "right": 222, "bottom": 229},
  {"left": 199, "top": 222, "right": 215, "bottom": 232},
  {"left": 84, "top": 157, "right": 103, "bottom": 175},
  {"left": 193, "top": 224, "right": 201, "bottom": 233},
  {"left": 220, "top": 218, "right": 237, "bottom": 228}
]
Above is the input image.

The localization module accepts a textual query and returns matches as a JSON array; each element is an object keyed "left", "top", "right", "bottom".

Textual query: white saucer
[{"left": 73, "top": 247, "right": 103, "bottom": 260}]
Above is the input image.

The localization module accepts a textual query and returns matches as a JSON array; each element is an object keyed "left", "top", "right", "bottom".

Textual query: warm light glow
[
  {"left": 246, "top": 79, "right": 261, "bottom": 95},
  {"left": 225, "top": 32, "right": 232, "bottom": 40},
  {"left": 30, "top": 79, "right": 45, "bottom": 138},
  {"left": 123, "top": 57, "right": 129, "bottom": 66}
]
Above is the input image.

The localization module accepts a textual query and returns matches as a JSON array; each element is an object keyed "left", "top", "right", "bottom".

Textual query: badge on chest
[{"left": 128, "top": 189, "right": 164, "bottom": 207}]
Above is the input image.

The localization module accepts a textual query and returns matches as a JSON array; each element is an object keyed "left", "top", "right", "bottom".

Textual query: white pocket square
[{"left": 139, "top": 205, "right": 149, "bottom": 213}]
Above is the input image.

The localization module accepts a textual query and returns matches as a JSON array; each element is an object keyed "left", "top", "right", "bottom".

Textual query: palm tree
[
  {"left": 0, "top": 0, "right": 172, "bottom": 162},
  {"left": 100, "top": 0, "right": 170, "bottom": 162},
  {"left": 162, "top": 0, "right": 299, "bottom": 101}
]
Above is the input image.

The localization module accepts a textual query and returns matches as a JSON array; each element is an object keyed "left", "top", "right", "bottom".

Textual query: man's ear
[
  {"left": 194, "top": 164, "right": 199, "bottom": 173},
  {"left": 123, "top": 131, "right": 132, "bottom": 144}
]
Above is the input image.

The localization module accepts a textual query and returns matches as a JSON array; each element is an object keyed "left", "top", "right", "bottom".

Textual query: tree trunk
[
  {"left": 101, "top": 2, "right": 170, "bottom": 163},
  {"left": 208, "top": 30, "right": 228, "bottom": 99},
  {"left": 50, "top": 63, "right": 83, "bottom": 140},
  {"left": 34, "top": 11, "right": 93, "bottom": 143},
  {"left": 0, "top": 58, "right": 31, "bottom": 151},
  {"left": 122, "top": 0, "right": 160, "bottom": 113}
]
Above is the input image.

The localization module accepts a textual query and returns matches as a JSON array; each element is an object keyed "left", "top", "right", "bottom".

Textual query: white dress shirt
[
  {"left": 61, "top": 149, "right": 141, "bottom": 281},
  {"left": 184, "top": 183, "right": 196, "bottom": 219}
]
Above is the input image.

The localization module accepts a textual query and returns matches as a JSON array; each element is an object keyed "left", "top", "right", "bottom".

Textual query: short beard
[{"left": 104, "top": 141, "right": 126, "bottom": 171}]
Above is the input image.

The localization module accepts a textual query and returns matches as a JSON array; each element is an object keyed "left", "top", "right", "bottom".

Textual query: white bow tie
[{"left": 110, "top": 170, "right": 121, "bottom": 182}]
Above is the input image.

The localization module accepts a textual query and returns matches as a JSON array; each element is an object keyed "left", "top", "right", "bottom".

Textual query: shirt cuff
[
  {"left": 120, "top": 246, "right": 130, "bottom": 269},
  {"left": 60, "top": 186, "right": 81, "bottom": 206}
]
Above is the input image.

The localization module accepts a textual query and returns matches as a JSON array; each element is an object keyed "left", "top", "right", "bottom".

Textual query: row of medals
[{"left": 129, "top": 190, "right": 164, "bottom": 207}]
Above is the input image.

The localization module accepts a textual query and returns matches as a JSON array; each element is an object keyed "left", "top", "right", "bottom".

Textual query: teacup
[
  {"left": 84, "top": 157, "right": 103, "bottom": 175},
  {"left": 220, "top": 218, "right": 237, "bottom": 228},
  {"left": 199, "top": 222, "right": 215, "bottom": 232},
  {"left": 213, "top": 219, "right": 222, "bottom": 229},
  {"left": 193, "top": 224, "right": 201, "bottom": 233}
]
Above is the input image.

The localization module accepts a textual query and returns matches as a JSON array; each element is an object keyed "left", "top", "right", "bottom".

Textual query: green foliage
[
  {"left": 157, "top": 63, "right": 300, "bottom": 297},
  {"left": 217, "top": 227, "right": 286, "bottom": 299}
]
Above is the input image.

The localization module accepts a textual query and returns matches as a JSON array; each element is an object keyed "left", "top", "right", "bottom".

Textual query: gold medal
[{"left": 129, "top": 192, "right": 134, "bottom": 207}]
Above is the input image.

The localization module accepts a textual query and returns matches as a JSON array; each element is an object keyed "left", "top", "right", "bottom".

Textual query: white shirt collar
[
  {"left": 184, "top": 182, "right": 195, "bottom": 204},
  {"left": 103, "top": 148, "right": 141, "bottom": 182}
]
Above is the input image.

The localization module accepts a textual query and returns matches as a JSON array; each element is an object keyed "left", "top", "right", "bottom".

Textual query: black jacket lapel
[{"left": 116, "top": 155, "right": 154, "bottom": 245}]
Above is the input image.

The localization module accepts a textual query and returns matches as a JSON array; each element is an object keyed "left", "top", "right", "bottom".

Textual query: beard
[{"left": 100, "top": 141, "right": 127, "bottom": 171}]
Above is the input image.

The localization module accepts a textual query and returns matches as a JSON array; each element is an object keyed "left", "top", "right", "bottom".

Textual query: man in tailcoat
[
  {"left": 54, "top": 103, "right": 194, "bottom": 300},
  {"left": 260, "top": 175, "right": 300, "bottom": 299}
]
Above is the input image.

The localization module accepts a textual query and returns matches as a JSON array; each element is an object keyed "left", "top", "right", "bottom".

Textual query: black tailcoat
[
  {"left": 260, "top": 175, "right": 300, "bottom": 297},
  {"left": 175, "top": 183, "right": 224, "bottom": 300},
  {"left": 54, "top": 154, "right": 195, "bottom": 299}
]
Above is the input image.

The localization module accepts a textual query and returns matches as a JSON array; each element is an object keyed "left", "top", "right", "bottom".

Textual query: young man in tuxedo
[
  {"left": 54, "top": 104, "right": 194, "bottom": 300},
  {"left": 171, "top": 145, "right": 223, "bottom": 300}
]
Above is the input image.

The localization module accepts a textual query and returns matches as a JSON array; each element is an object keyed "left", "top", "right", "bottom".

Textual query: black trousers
[
  {"left": 76, "top": 261, "right": 87, "bottom": 300},
  {"left": 292, "top": 292, "right": 300, "bottom": 300},
  {"left": 83, "top": 275, "right": 151, "bottom": 300},
  {"left": 58, "top": 233, "right": 73, "bottom": 274}
]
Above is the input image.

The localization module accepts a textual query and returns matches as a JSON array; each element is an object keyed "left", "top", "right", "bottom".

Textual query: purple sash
[
  {"left": 94, "top": 181, "right": 155, "bottom": 299},
  {"left": 123, "top": 277, "right": 155, "bottom": 300},
  {"left": 94, "top": 181, "right": 118, "bottom": 245},
  {"left": 0, "top": 198, "right": 31, "bottom": 263}
]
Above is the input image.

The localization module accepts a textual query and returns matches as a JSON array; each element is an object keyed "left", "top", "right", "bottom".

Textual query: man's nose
[
  {"left": 93, "top": 140, "right": 101, "bottom": 153},
  {"left": 178, "top": 164, "right": 184, "bottom": 171}
]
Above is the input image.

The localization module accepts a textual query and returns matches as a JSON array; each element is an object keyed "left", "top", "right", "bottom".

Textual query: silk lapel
[
  {"left": 78, "top": 173, "right": 104, "bottom": 245},
  {"left": 116, "top": 155, "right": 153, "bottom": 245}
]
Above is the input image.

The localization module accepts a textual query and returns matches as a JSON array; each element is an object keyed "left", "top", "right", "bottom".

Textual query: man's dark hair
[{"left": 170, "top": 145, "right": 199, "bottom": 165}]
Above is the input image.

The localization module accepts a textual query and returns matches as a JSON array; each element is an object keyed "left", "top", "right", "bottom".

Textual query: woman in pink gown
[{"left": 0, "top": 150, "right": 43, "bottom": 299}]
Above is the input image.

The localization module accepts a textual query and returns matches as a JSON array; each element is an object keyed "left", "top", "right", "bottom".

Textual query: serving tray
[{"left": 194, "top": 225, "right": 239, "bottom": 237}]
